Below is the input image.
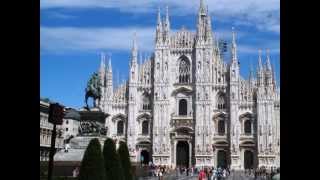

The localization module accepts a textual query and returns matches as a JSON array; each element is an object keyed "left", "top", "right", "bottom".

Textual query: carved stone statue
[
  {"left": 78, "top": 121, "right": 106, "bottom": 136},
  {"left": 85, "top": 72, "right": 102, "bottom": 108}
]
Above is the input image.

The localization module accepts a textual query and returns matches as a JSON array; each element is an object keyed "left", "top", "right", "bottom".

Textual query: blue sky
[{"left": 40, "top": 0, "right": 280, "bottom": 108}]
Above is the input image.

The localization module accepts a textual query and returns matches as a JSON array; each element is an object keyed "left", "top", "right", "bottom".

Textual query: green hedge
[
  {"left": 103, "top": 138, "right": 124, "bottom": 180},
  {"left": 118, "top": 141, "right": 133, "bottom": 180},
  {"left": 78, "top": 138, "right": 106, "bottom": 180}
]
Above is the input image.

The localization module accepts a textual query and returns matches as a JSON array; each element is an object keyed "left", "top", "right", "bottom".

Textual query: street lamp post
[{"left": 47, "top": 103, "right": 64, "bottom": 180}]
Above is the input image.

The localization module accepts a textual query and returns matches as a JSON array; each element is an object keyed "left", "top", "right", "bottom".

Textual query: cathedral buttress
[
  {"left": 228, "top": 28, "right": 241, "bottom": 169},
  {"left": 127, "top": 33, "right": 139, "bottom": 159}
]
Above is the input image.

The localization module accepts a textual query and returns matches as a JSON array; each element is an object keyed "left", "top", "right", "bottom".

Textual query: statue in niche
[
  {"left": 196, "top": 144, "right": 201, "bottom": 154},
  {"left": 162, "top": 144, "right": 166, "bottom": 153},
  {"left": 206, "top": 144, "right": 210, "bottom": 153}
]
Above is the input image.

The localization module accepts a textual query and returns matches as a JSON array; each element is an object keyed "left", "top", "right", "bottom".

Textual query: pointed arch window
[
  {"left": 178, "top": 56, "right": 191, "bottom": 83},
  {"left": 217, "top": 93, "right": 226, "bottom": 110},
  {"left": 142, "top": 95, "right": 151, "bottom": 110}
]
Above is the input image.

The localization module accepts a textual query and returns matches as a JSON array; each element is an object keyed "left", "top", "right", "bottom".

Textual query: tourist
[
  {"left": 212, "top": 168, "right": 217, "bottom": 180},
  {"left": 64, "top": 143, "right": 70, "bottom": 153},
  {"left": 198, "top": 168, "right": 206, "bottom": 180},
  {"left": 222, "top": 168, "right": 227, "bottom": 178},
  {"left": 191, "top": 166, "right": 194, "bottom": 176},
  {"left": 72, "top": 167, "right": 79, "bottom": 177},
  {"left": 159, "top": 167, "right": 163, "bottom": 180},
  {"left": 140, "top": 155, "right": 144, "bottom": 166}
]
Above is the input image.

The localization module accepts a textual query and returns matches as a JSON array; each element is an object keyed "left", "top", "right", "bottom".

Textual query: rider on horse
[{"left": 85, "top": 72, "right": 102, "bottom": 108}]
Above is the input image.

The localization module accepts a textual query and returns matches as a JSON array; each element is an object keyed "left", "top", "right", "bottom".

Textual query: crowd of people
[
  {"left": 197, "top": 167, "right": 230, "bottom": 180},
  {"left": 245, "top": 166, "right": 280, "bottom": 179},
  {"left": 196, "top": 166, "right": 280, "bottom": 180},
  {"left": 141, "top": 162, "right": 280, "bottom": 180}
]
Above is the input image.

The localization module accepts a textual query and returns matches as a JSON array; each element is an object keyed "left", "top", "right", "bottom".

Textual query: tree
[
  {"left": 78, "top": 138, "right": 106, "bottom": 180},
  {"left": 118, "top": 141, "right": 133, "bottom": 180},
  {"left": 103, "top": 138, "right": 124, "bottom": 180}
]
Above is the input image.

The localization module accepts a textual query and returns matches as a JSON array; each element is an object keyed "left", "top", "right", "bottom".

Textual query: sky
[{"left": 40, "top": 0, "right": 280, "bottom": 109}]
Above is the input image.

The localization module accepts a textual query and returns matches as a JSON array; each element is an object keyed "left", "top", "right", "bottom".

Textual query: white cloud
[
  {"left": 41, "top": 25, "right": 278, "bottom": 55},
  {"left": 40, "top": 26, "right": 156, "bottom": 54},
  {"left": 41, "top": 0, "right": 279, "bottom": 33},
  {"left": 46, "top": 12, "right": 77, "bottom": 19}
]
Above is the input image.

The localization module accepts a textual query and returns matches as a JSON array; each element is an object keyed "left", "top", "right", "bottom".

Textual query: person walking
[
  {"left": 198, "top": 169, "right": 207, "bottom": 180},
  {"left": 212, "top": 168, "right": 217, "bottom": 180},
  {"left": 140, "top": 155, "right": 144, "bottom": 166}
]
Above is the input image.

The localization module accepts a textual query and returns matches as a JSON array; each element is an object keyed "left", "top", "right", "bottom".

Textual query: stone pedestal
[{"left": 54, "top": 108, "right": 109, "bottom": 162}]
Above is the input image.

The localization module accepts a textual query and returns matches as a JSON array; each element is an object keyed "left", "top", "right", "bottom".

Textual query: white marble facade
[{"left": 97, "top": 0, "right": 280, "bottom": 170}]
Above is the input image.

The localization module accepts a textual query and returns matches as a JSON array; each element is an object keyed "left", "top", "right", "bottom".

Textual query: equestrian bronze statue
[{"left": 85, "top": 72, "right": 102, "bottom": 109}]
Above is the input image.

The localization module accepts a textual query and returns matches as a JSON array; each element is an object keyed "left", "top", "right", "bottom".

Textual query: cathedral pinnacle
[
  {"left": 258, "top": 49, "right": 263, "bottom": 72},
  {"left": 157, "top": 7, "right": 162, "bottom": 26},
  {"left": 100, "top": 52, "right": 106, "bottom": 69},
  {"left": 200, "top": 0, "right": 205, "bottom": 12},
  {"left": 266, "top": 49, "right": 272, "bottom": 71},
  {"left": 131, "top": 32, "right": 138, "bottom": 65},
  {"left": 108, "top": 53, "right": 112, "bottom": 73},
  {"left": 132, "top": 32, "right": 138, "bottom": 52},
  {"left": 166, "top": 6, "right": 169, "bottom": 25},
  {"left": 231, "top": 27, "right": 238, "bottom": 62}
]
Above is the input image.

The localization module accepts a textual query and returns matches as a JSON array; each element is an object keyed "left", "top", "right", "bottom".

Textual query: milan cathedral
[{"left": 96, "top": 0, "right": 280, "bottom": 170}]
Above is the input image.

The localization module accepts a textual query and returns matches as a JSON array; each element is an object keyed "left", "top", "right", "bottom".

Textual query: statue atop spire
[{"left": 199, "top": 0, "right": 206, "bottom": 15}]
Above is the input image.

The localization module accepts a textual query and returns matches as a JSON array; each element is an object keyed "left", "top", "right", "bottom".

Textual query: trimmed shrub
[
  {"left": 118, "top": 141, "right": 133, "bottom": 180},
  {"left": 103, "top": 138, "right": 124, "bottom": 180},
  {"left": 78, "top": 138, "right": 106, "bottom": 180}
]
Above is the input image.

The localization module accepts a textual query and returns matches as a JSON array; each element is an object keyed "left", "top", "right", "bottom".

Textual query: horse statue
[{"left": 85, "top": 72, "right": 102, "bottom": 109}]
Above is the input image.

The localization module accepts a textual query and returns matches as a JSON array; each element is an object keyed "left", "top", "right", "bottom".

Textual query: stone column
[
  {"left": 174, "top": 140, "right": 177, "bottom": 168},
  {"left": 189, "top": 140, "right": 192, "bottom": 168}
]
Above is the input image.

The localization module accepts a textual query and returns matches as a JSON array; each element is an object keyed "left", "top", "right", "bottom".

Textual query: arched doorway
[
  {"left": 176, "top": 141, "right": 189, "bottom": 167},
  {"left": 140, "top": 150, "right": 150, "bottom": 165},
  {"left": 217, "top": 150, "right": 227, "bottom": 169},
  {"left": 244, "top": 150, "right": 254, "bottom": 169}
]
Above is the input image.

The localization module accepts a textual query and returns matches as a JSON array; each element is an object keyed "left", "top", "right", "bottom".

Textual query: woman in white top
[{"left": 212, "top": 169, "right": 217, "bottom": 180}]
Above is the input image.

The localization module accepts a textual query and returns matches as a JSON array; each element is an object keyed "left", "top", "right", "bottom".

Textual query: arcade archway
[
  {"left": 217, "top": 150, "right": 227, "bottom": 169},
  {"left": 244, "top": 150, "right": 254, "bottom": 169},
  {"left": 140, "top": 150, "right": 150, "bottom": 165},
  {"left": 176, "top": 141, "right": 189, "bottom": 167}
]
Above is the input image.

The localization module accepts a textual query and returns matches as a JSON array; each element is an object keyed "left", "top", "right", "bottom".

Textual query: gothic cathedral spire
[
  {"left": 231, "top": 27, "right": 238, "bottom": 63},
  {"left": 257, "top": 49, "right": 264, "bottom": 87},
  {"left": 156, "top": 7, "right": 163, "bottom": 44},
  {"left": 130, "top": 33, "right": 138, "bottom": 83},
  {"left": 258, "top": 49, "right": 263, "bottom": 72},
  {"left": 266, "top": 49, "right": 272, "bottom": 71},
  {"left": 196, "top": 0, "right": 208, "bottom": 43},
  {"left": 165, "top": 6, "right": 170, "bottom": 32},
  {"left": 131, "top": 32, "right": 138, "bottom": 66}
]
